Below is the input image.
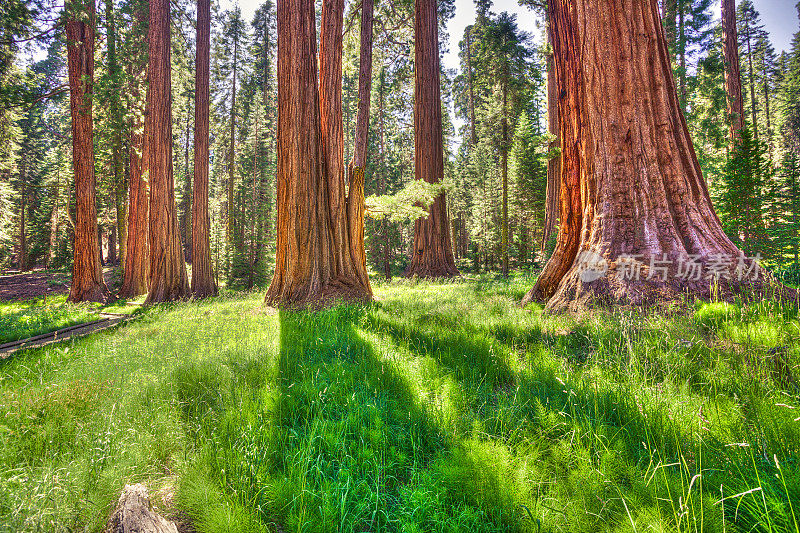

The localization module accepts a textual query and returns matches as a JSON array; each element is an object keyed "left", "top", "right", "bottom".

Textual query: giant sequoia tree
[
  {"left": 66, "top": 0, "right": 109, "bottom": 303},
  {"left": 523, "top": 0, "right": 770, "bottom": 312},
  {"left": 265, "top": 0, "right": 371, "bottom": 307},
  {"left": 191, "top": 0, "right": 217, "bottom": 297},
  {"left": 405, "top": 0, "right": 458, "bottom": 278},
  {"left": 119, "top": 0, "right": 149, "bottom": 298},
  {"left": 145, "top": 0, "right": 189, "bottom": 303}
]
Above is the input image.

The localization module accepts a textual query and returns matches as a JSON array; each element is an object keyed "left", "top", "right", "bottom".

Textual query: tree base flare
[
  {"left": 523, "top": 255, "right": 796, "bottom": 313},
  {"left": 68, "top": 281, "right": 111, "bottom": 305},
  {"left": 265, "top": 276, "right": 372, "bottom": 310}
]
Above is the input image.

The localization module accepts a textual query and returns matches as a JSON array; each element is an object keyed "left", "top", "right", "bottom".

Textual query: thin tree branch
[
  {"left": 3, "top": 85, "right": 69, "bottom": 109},
  {"left": 0, "top": 22, "right": 64, "bottom": 45}
]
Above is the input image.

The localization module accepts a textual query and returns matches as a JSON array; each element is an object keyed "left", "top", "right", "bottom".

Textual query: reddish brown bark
[
  {"left": 66, "top": 0, "right": 109, "bottom": 303},
  {"left": 191, "top": 0, "right": 217, "bottom": 297},
  {"left": 319, "top": 0, "right": 346, "bottom": 276},
  {"left": 145, "top": 0, "right": 189, "bottom": 304},
  {"left": 266, "top": 0, "right": 371, "bottom": 307},
  {"left": 541, "top": 30, "right": 560, "bottom": 251},
  {"left": 119, "top": 1, "right": 149, "bottom": 298},
  {"left": 343, "top": 0, "right": 374, "bottom": 294},
  {"left": 523, "top": 0, "right": 771, "bottom": 312},
  {"left": 266, "top": 0, "right": 335, "bottom": 306},
  {"left": 405, "top": 0, "right": 458, "bottom": 278},
  {"left": 722, "top": 0, "right": 744, "bottom": 140}
]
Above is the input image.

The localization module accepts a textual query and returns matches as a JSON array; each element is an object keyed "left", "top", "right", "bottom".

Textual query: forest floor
[
  {"left": 1, "top": 275, "right": 799, "bottom": 532},
  {"left": 0, "top": 267, "right": 117, "bottom": 301}
]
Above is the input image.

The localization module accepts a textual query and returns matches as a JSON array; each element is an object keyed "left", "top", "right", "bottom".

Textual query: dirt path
[{"left": 0, "top": 268, "right": 117, "bottom": 301}]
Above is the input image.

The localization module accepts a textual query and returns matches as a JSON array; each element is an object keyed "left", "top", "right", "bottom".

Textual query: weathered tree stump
[{"left": 107, "top": 484, "right": 178, "bottom": 533}]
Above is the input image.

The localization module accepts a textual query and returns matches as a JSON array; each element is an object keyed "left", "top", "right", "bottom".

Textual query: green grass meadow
[{"left": 2, "top": 276, "right": 800, "bottom": 532}]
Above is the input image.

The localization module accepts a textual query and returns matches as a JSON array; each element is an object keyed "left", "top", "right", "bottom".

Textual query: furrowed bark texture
[
  {"left": 266, "top": 0, "right": 371, "bottom": 307},
  {"left": 145, "top": 0, "right": 189, "bottom": 304},
  {"left": 191, "top": 0, "right": 217, "bottom": 297},
  {"left": 319, "top": 0, "right": 346, "bottom": 276},
  {"left": 66, "top": 0, "right": 109, "bottom": 303},
  {"left": 523, "top": 0, "right": 771, "bottom": 313},
  {"left": 722, "top": 0, "right": 744, "bottom": 140},
  {"left": 119, "top": 0, "right": 149, "bottom": 298},
  {"left": 541, "top": 27, "right": 560, "bottom": 251},
  {"left": 344, "top": 0, "right": 374, "bottom": 294},
  {"left": 405, "top": 0, "right": 458, "bottom": 278}
]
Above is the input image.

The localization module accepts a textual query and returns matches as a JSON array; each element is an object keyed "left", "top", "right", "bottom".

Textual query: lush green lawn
[{"left": 1, "top": 276, "right": 800, "bottom": 532}]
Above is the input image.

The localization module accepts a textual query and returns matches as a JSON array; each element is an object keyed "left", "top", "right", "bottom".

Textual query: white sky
[
  {"left": 222, "top": 0, "right": 796, "bottom": 65},
  {"left": 222, "top": 0, "right": 543, "bottom": 72}
]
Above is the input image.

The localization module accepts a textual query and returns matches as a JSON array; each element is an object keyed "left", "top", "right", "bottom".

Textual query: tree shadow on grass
[
  {"left": 363, "top": 304, "right": 800, "bottom": 530},
  {"left": 206, "top": 305, "right": 530, "bottom": 532},
  {"left": 362, "top": 309, "right": 686, "bottom": 457},
  {"left": 271, "top": 306, "right": 685, "bottom": 532},
  {"left": 359, "top": 308, "right": 762, "bottom": 528}
]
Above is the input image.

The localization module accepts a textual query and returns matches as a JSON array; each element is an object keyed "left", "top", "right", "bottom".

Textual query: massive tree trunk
[
  {"left": 145, "top": 0, "right": 189, "bottom": 304},
  {"left": 191, "top": 0, "right": 216, "bottom": 297},
  {"left": 405, "top": 0, "right": 458, "bottom": 278},
  {"left": 342, "top": 0, "right": 374, "bottom": 294},
  {"left": 541, "top": 23, "right": 560, "bottom": 251},
  {"left": 523, "top": 0, "right": 770, "bottom": 313},
  {"left": 319, "top": 0, "right": 347, "bottom": 277},
  {"left": 66, "top": 0, "right": 109, "bottom": 303},
  {"left": 266, "top": 0, "right": 371, "bottom": 307},
  {"left": 267, "top": 0, "right": 328, "bottom": 306},
  {"left": 106, "top": 0, "right": 127, "bottom": 270},
  {"left": 722, "top": 0, "right": 744, "bottom": 140},
  {"left": 120, "top": 0, "right": 149, "bottom": 298},
  {"left": 317, "top": 0, "right": 373, "bottom": 296}
]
